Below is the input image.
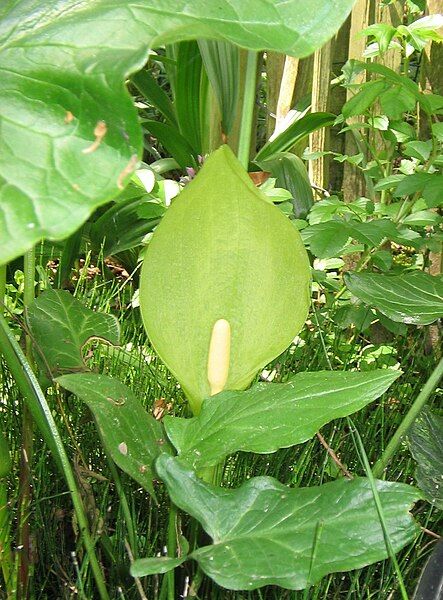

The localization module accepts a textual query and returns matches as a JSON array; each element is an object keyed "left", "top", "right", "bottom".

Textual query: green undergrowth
[{"left": 0, "top": 258, "right": 441, "bottom": 599}]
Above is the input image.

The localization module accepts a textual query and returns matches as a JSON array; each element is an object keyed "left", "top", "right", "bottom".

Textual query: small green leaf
[
  {"left": 164, "top": 369, "right": 401, "bottom": 469},
  {"left": 156, "top": 455, "right": 420, "bottom": 591},
  {"left": 139, "top": 146, "right": 311, "bottom": 412},
  {"left": 27, "top": 289, "right": 120, "bottom": 378},
  {"left": 346, "top": 219, "right": 398, "bottom": 248},
  {"left": 345, "top": 271, "right": 443, "bottom": 325},
  {"left": 131, "top": 555, "right": 187, "bottom": 577},
  {"left": 258, "top": 153, "right": 314, "bottom": 219},
  {"left": 342, "top": 80, "right": 388, "bottom": 119},
  {"left": 302, "top": 221, "right": 349, "bottom": 258},
  {"left": 409, "top": 407, "right": 443, "bottom": 510},
  {"left": 56, "top": 372, "right": 170, "bottom": 499}
]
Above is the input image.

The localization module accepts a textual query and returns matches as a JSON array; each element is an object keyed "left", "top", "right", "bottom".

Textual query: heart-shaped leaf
[
  {"left": 164, "top": 369, "right": 401, "bottom": 469},
  {"left": 139, "top": 145, "right": 311, "bottom": 411},
  {"left": 151, "top": 455, "right": 420, "bottom": 591},
  {"left": 0, "top": 0, "right": 356, "bottom": 265},
  {"left": 27, "top": 289, "right": 120, "bottom": 378}
]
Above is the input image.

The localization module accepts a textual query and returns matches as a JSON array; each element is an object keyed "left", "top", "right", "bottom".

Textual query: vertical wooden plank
[
  {"left": 342, "top": 0, "right": 376, "bottom": 202},
  {"left": 329, "top": 15, "right": 351, "bottom": 192},
  {"left": 308, "top": 39, "right": 334, "bottom": 191},
  {"left": 265, "top": 52, "right": 286, "bottom": 139},
  {"left": 420, "top": 0, "right": 443, "bottom": 354},
  {"left": 273, "top": 56, "right": 300, "bottom": 138}
]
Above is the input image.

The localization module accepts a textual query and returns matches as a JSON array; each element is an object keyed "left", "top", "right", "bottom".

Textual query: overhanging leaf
[
  {"left": 0, "top": 0, "right": 356, "bottom": 265},
  {"left": 139, "top": 145, "right": 311, "bottom": 412},
  {"left": 409, "top": 407, "right": 443, "bottom": 510},
  {"left": 27, "top": 289, "right": 120, "bottom": 378},
  {"left": 155, "top": 455, "right": 420, "bottom": 591},
  {"left": 164, "top": 369, "right": 401, "bottom": 469},
  {"left": 344, "top": 272, "right": 443, "bottom": 325},
  {"left": 57, "top": 372, "right": 170, "bottom": 499}
]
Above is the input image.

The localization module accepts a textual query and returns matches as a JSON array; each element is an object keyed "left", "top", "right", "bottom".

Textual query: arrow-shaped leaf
[
  {"left": 150, "top": 455, "right": 420, "bottom": 591},
  {"left": 164, "top": 369, "right": 401, "bottom": 469}
]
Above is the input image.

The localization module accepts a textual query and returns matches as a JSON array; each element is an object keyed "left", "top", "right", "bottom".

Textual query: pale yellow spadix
[{"left": 207, "top": 319, "right": 231, "bottom": 398}]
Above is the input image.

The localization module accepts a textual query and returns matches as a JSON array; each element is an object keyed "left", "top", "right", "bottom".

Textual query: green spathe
[{"left": 139, "top": 145, "right": 310, "bottom": 412}]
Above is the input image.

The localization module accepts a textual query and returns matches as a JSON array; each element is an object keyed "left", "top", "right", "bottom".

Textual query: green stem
[
  {"left": 0, "top": 480, "right": 14, "bottom": 598},
  {"left": 373, "top": 356, "right": 443, "bottom": 478},
  {"left": 0, "top": 264, "right": 6, "bottom": 309},
  {"left": 106, "top": 458, "right": 137, "bottom": 555},
  {"left": 0, "top": 314, "right": 110, "bottom": 600},
  {"left": 237, "top": 51, "right": 258, "bottom": 169},
  {"left": 349, "top": 419, "right": 409, "bottom": 600},
  {"left": 166, "top": 503, "right": 177, "bottom": 600},
  {"left": 17, "top": 248, "right": 36, "bottom": 598}
]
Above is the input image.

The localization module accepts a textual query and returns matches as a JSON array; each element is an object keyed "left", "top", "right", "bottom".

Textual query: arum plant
[{"left": 50, "top": 147, "right": 421, "bottom": 596}]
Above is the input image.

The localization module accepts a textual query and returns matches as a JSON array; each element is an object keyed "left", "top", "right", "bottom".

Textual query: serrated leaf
[
  {"left": 345, "top": 271, "right": 443, "bottom": 325},
  {"left": 27, "top": 289, "right": 120, "bottom": 378},
  {"left": 139, "top": 146, "right": 311, "bottom": 412},
  {"left": 409, "top": 407, "right": 443, "bottom": 510},
  {"left": 57, "top": 372, "right": 170, "bottom": 499},
  {"left": 164, "top": 369, "right": 401, "bottom": 469},
  {"left": 156, "top": 455, "right": 420, "bottom": 591},
  {"left": 0, "top": 0, "right": 356, "bottom": 265}
]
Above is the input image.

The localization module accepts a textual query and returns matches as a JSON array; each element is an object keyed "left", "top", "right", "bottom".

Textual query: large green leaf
[
  {"left": 164, "top": 369, "right": 401, "bottom": 469},
  {"left": 150, "top": 455, "right": 420, "bottom": 591},
  {"left": 344, "top": 272, "right": 443, "bottom": 325},
  {"left": 409, "top": 407, "right": 443, "bottom": 510},
  {"left": 139, "top": 145, "right": 311, "bottom": 412},
  {"left": 27, "top": 289, "right": 120, "bottom": 378},
  {"left": 0, "top": 0, "right": 356, "bottom": 265},
  {"left": 57, "top": 372, "right": 170, "bottom": 499}
]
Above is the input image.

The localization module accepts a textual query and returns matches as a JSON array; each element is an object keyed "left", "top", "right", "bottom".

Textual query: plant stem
[
  {"left": 0, "top": 264, "right": 5, "bottom": 308},
  {"left": 17, "top": 248, "right": 36, "bottom": 598},
  {"left": 0, "top": 479, "right": 14, "bottom": 598},
  {"left": 372, "top": 356, "right": 443, "bottom": 478},
  {"left": 166, "top": 502, "right": 178, "bottom": 600},
  {"left": 237, "top": 51, "right": 258, "bottom": 169},
  {"left": 0, "top": 314, "right": 110, "bottom": 600},
  {"left": 349, "top": 419, "right": 409, "bottom": 600}
]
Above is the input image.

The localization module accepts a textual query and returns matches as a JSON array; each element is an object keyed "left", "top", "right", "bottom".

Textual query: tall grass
[{"left": 0, "top": 258, "right": 441, "bottom": 599}]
